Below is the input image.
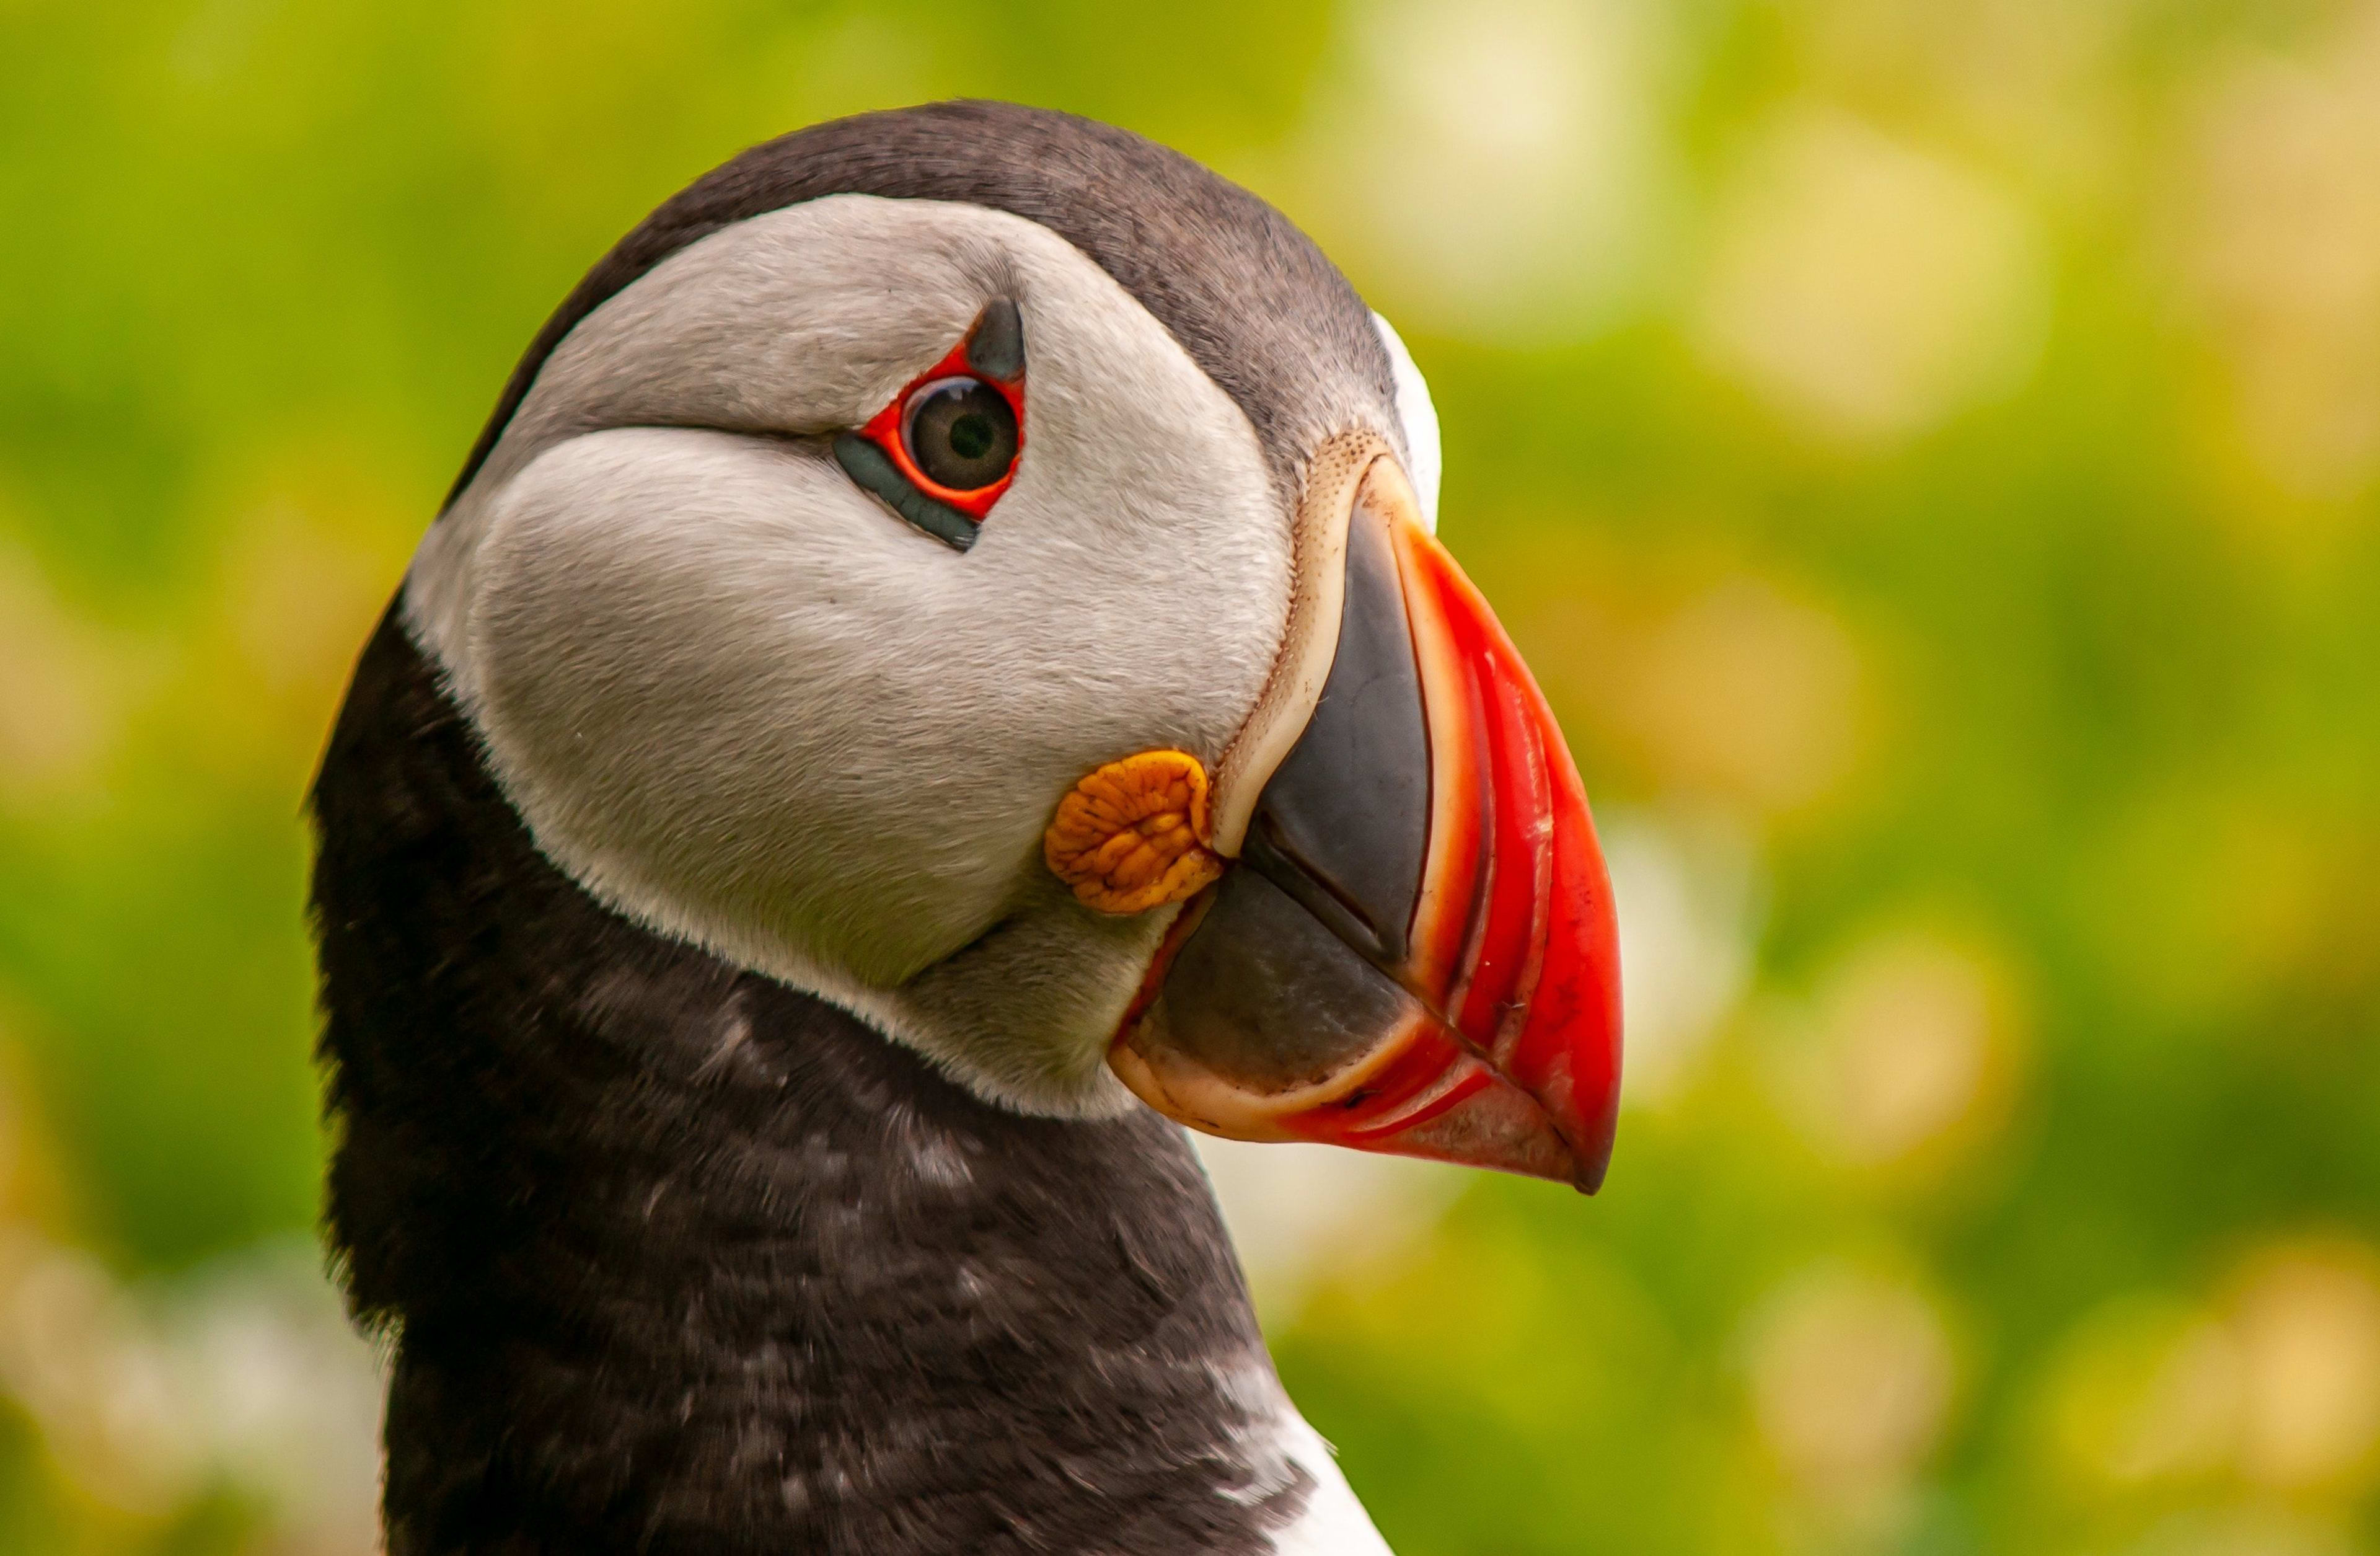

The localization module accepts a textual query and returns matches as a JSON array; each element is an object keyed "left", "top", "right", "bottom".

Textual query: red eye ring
[{"left": 856, "top": 335, "right": 1026, "bottom": 521}]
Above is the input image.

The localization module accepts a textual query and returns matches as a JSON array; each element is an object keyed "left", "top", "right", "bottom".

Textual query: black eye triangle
[
  {"left": 964, "top": 299, "right": 1025, "bottom": 382},
  {"left": 834, "top": 435, "right": 979, "bottom": 552}
]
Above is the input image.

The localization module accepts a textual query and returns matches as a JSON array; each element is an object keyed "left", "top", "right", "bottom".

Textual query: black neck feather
[{"left": 309, "top": 608, "right": 1306, "bottom": 1555}]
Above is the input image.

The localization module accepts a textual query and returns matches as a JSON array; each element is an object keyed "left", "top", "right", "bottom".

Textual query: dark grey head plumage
[{"left": 446, "top": 100, "right": 1398, "bottom": 511}]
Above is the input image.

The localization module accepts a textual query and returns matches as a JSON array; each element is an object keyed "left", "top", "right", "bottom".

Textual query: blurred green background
[{"left": 4, "top": 0, "right": 2379, "bottom": 1551}]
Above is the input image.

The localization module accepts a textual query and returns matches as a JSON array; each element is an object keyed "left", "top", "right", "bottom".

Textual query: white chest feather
[{"left": 1266, "top": 1410, "right": 1396, "bottom": 1555}]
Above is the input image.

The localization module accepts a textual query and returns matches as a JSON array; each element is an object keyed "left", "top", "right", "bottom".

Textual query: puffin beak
[{"left": 1108, "top": 457, "right": 1623, "bottom": 1190}]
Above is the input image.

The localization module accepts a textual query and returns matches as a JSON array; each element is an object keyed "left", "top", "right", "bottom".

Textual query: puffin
[{"left": 311, "top": 100, "right": 1623, "bottom": 1556}]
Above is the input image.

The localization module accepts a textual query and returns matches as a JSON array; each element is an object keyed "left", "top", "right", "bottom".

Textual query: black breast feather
[{"left": 310, "top": 606, "right": 1311, "bottom": 1556}]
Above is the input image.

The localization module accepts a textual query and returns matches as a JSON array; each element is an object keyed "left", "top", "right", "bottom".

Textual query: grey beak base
[{"left": 1237, "top": 492, "right": 1430, "bottom": 979}]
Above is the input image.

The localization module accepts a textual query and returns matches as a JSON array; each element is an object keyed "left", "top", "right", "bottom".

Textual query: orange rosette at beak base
[
  {"left": 1044, "top": 750, "right": 1227, "bottom": 915},
  {"left": 1104, "top": 456, "right": 1624, "bottom": 1192}
]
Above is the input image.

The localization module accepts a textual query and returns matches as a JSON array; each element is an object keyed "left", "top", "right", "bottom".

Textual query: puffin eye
[
  {"left": 833, "top": 299, "right": 1028, "bottom": 554},
  {"left": 903, "top": 377, "right": 1018, "bottom": 492}
]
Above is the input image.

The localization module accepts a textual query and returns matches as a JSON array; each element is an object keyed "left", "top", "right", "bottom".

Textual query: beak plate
[{"left": 1109, "top": 457, "right": 1622, "bottom": 1190}]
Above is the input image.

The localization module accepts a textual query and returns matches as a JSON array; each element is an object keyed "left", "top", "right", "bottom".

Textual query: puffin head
[{"left": 400, "top": 102, "right": 1623, "bottom": 1190}]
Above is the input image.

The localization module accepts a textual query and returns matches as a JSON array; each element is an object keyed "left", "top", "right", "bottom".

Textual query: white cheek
[
  {"left": 469, "top": 430, "right": 1035, "bottom": 987},
  {"left": 464, "top": 387, "right": 1283, "bottom": 1013}
]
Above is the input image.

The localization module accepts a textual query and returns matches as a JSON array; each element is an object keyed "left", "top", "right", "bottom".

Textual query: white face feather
[
  {"left": 404, "top": 195, "right": 1299, "bottom": 1116},
  {"left": 1370, "top": 312, "right": 1440, "bottom": 535}
]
